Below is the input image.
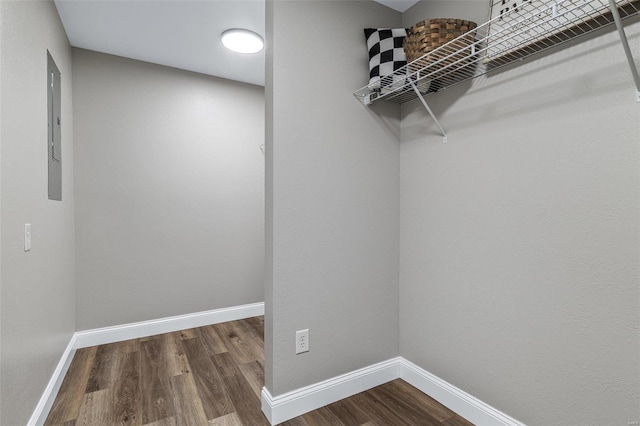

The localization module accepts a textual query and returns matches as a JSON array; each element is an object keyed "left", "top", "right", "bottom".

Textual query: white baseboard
[
  {"left": 399, "top": 358, "right": 525, "bottom": 426},
  {"left": 27, "top": 335, "right": 77, "bottom": 426},
  {"left": 261, "top": 358, "right": 401, "bottom": 425},
  {"left": 261, "top": 356, "right": 524, "bottom": 426},
  {"left": 29, "top": 302, "right": 265, "bottom": 425},
  {"left": 74, "top": 302, "right": 265, "bottom": 348}
]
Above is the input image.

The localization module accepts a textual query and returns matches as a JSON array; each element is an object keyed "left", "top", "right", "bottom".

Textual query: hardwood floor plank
[
  {"left": 84, "top": 345, "right": 109, "bottom": 393},
  {"left": 237, "top": 360, "right": 264, "bottom": 399},
  {"left": 180, "top": 337, "right": 235, "bottom": 420},
  {"left": 45, "top": 346, "right": 98, "bottom": 424},
  {"left": 111, "top": 350, "right": 142, "bottom": 425},
  {"left": 140, "top": 335, "right": 161, "bottom": 343},
  {"left": 215, "top": 320, "right": 262, "bottom": 364},
  {"left": 243, "top": 316, "right": 264, "bottom": 337},
  {"left": 325, "top": 398, "right": 371, "bottom": 426},
  {"left": 142, "top": 416, "right": 176, "bottom": 426},
  {"left": 117, "top": 338, "right": 141, "bottom": 354},
  {"left": 238, "top": 318, "right": 264, "bottom": 354},
  {"left": 279, "top": 417, "right": 309, "bottom": 426},
  {"left": 140, "top": 339, "right": 174, "bottom": 424},
  {"left": 367, "top": 381, "right": 441, "bottom": 425},
  {"left": 74, "top": 389, "right": 111, "bottom": 426},
  {"left": 178, "top": 328, "right": 197, "bottom": 340},
  {"left": 168, "top": 373, "right": 208, "bottom": 426},
  {"left": 209, "top": 412, "right": 243, "bottom": 425},
  {"left": 392, "top": 379, "right": 460, "bottom": 422},
  {"left": 349, "top": 391, "right": 414, "bottom": 425},
  {"left": 301, "top": 406, "right": 345, "bottom": 425},
  {"left": 197, "top": 324, "right": 228, "bottom": 356},
  {"left": 161, "top": 332, "right": 191, "bottom": 377},
  {"left": 46, "top": 420, "right": 77, "bottom": 426},
  {"left": 210, "top": 352, "right": 269, "bottom": 425},
  {"left": 209, "top": 349, "right": 236, "bottom": 378},
  {"left": 86, "top": 340, "right": 141, "bottom": 394}
]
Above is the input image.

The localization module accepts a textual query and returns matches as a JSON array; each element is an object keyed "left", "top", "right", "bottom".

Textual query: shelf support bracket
[
  {"left": 410, "top": 81, "right": 448, "bottom": 143},
  {"left": 608, "top": 0, "right": 640, "bottom": 102}
]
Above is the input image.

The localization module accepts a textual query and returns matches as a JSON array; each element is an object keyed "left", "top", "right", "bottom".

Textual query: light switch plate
[{"left": 24, "top": 224, "right": 32, "bottom": 252}]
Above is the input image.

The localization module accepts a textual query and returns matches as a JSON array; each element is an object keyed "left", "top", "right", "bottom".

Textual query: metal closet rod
[{"left": 608, "top": 0, "right": 640, "bottom": 100}]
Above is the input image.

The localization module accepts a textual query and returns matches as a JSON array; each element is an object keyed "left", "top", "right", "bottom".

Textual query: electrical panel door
[{"left": 48, "top": 51, "right": 62, "bottom": 201}]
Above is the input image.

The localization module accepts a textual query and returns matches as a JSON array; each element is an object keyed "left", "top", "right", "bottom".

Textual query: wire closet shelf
[{"left": 353, "top": 0, "right": 640, "bottom": 106}]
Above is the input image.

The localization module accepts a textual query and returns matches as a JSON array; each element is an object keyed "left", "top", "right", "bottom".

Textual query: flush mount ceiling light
[{"left": 221, "top": 29, "right": 264, "bottom": 54}]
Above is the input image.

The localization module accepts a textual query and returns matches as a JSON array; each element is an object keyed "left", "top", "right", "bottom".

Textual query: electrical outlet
[
  {"left": 24, "top": 224, "right": 32, "bottom": 252},
  {"left": 295, "top": 329, "right": 309, "bottom": 354}
]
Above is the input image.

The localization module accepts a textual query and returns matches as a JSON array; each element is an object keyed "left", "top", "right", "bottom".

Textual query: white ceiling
[
  {"left": 54, "top": 0, "right": 418, "bottom": 87},
  {"left": 376, "top": 0, "right": 419, "bottom": 12}
]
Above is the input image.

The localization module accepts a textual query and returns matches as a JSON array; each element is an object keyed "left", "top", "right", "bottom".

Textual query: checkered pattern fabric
[{"left": 364, "top": 28, "right": 407, "bottom": 89}]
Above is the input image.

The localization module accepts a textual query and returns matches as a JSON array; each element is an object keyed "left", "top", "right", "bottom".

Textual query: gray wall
[
  {"left": 266, "top": 0, "right": 401, "bottom": 395},
  {"left": 0, "top": 1, "right": 76, "bottom": 424},
  {"left": 400, "top": 1, "right": 640, "bottom": 424},
  {"left": 73, "top": 49, "right": 265, "bottom": 330},
  {"left": 1, "top": 3, "right": 3, "bottom": 416}
]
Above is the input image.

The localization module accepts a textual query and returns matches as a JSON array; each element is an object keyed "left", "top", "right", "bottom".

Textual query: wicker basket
[{"left": 403, "top": 18, "right": 478, "bottom": 88}]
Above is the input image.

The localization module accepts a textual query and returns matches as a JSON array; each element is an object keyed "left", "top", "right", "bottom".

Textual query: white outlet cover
[{"left": 296, "top": 329, "right": 309, "bottom": 354}]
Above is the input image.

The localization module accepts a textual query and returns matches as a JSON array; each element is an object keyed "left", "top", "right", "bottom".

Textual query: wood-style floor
[{"left": 45, "top": 316, "right": 473, "bottom": 426}]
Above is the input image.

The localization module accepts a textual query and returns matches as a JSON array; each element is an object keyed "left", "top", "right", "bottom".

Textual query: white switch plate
[
  {"left": 295, "top": 329, "right": 309, "bottom": 354},
  {"left": 24, "top": 224, "right": 32, "bottom": 252}
]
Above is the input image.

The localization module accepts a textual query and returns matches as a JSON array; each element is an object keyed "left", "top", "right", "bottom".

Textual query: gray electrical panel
[{"left": 47, "top": 51, "right": 62, "bottom": 201}]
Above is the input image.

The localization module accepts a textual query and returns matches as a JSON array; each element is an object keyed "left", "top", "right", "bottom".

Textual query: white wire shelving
[{"left": 354, "top": 0, "right": 640, "bottom": 141}]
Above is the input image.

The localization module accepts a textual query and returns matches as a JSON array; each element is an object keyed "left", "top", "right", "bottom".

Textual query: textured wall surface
[
  {"left": 0, "top": 1, "right": 76, "bottom": 424},
  {"left": 1, "top": 4, "right": 3, "bottom": 418},
  {"left": 266, "top": 0, "right": 401, "bottom": 395},
  {"left": 400, "top": 1, "right": 640, "bottom": 424},
  {"left": 73, "top": 50, "right": 265, "bottom": 329}
]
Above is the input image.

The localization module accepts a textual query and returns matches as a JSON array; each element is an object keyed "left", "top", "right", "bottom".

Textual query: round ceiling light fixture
[{"left": 221, "top": 29, "right": 264, "bottom": 54}]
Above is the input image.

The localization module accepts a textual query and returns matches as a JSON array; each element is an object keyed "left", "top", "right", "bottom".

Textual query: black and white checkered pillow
[{"left": 364, "top": 28, "right": 407, "bottom": 89}]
